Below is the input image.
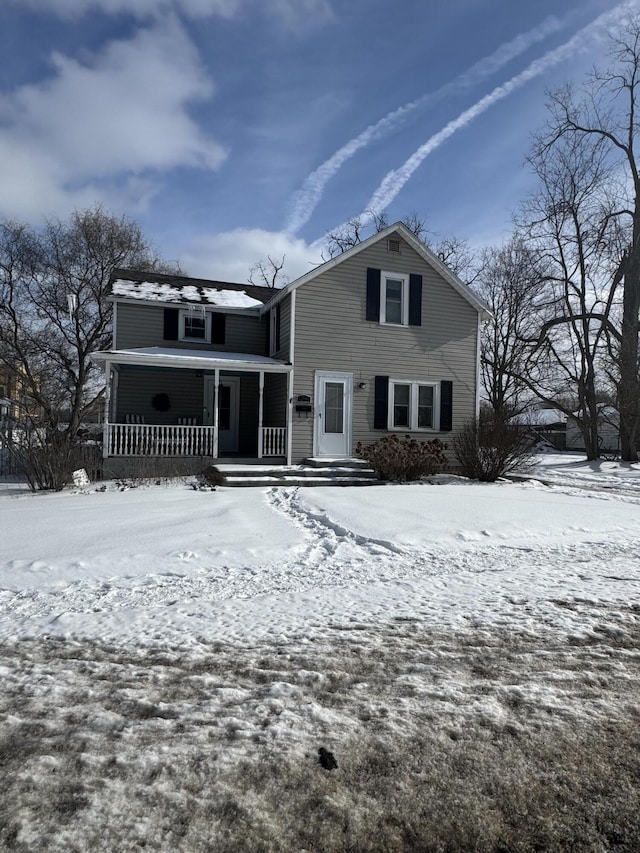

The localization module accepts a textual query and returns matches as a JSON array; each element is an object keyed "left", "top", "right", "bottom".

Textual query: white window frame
[
  {"left": 388, "top": 380, "right": 439, "bottom": 431},
  {"left": 179, "top": 308, "right": 211, "bottom": 343},
  {"left": 269, "top": 307, "right": 278, "bottom": 357},
  {"left": 380, "top": 271, "right": 409, "bottom": 326}
]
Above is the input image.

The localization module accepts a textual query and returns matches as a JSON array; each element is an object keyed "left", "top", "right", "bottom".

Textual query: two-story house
[{"left": 91, "top": 222, "right": 490, "bottom": 472}]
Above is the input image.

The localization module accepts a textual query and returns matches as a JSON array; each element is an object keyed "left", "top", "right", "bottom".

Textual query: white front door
[
  {"left": 205, "top": 376, "right": 240, "bottom": 453},
  {"left": 314, "top": 371, "right": 353, "bottom": 457}
]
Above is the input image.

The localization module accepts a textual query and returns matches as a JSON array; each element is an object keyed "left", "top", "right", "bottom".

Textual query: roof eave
[
  {"left": 90, "top": 350, "right": 292, "bottom": 373},
  {"left": 110, "top": 295, "right": 264, "bottom": 316}
]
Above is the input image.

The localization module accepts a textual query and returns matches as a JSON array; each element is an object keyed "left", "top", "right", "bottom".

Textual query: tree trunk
[{"left": 618, "top": 250, "right": 640, "bottom": 461}]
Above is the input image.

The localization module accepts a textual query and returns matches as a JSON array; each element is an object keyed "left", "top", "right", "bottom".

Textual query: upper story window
[
  {"left": 180, "top": 309, "right": 211, "bottom": 343},
  {"left": 367, "top": 267, "right": 422, "bottom": 326},
  {"left": 380, "top": 272, "right": 409, "bottom": 326}
]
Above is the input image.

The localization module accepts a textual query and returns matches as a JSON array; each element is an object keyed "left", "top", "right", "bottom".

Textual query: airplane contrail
[
  {"left": 358, "top": 0, "right": 640, "bottom": 224},
  {"left": 284, "top": 12, "right": 571, "bottom": 235}
]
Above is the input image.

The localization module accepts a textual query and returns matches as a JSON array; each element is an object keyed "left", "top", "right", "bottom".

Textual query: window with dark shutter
[
  {"left": 275, "top": 303, "right": 281, "bottom": 352},
  {"left": 211, "top": 313, "right": 226, "bottom": 346},
  {"left": 163, "top": 308, "right": 179, "bottom": 341},
  {"left": 366, "top": 268, "right": 381, "bottom": 321},
  {"left": 440, "top": 380, "right": 453, "bottom": 431},
  {"left": 374, "top": 375, "right": 389, "bottom": 429}
]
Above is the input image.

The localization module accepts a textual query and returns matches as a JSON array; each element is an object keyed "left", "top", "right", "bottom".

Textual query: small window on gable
[
  {"left": 380, "top": 272, "right": 409, "bottom": 326},
  {"left": 389, "top": 380, "right": 438, "bottom": 430},
  {"left": 180, "top": 309, "right": 211, "bottom": 343},
  {"left": 387, "top": 237, "right": 401, "bottom": 254}
]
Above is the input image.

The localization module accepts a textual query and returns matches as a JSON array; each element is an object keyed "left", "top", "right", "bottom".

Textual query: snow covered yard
[{"left": 1, "top": 454, "right": 640, "bottom": 851}]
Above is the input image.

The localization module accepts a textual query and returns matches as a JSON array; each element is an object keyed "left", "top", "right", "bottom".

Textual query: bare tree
[
  {"left": 475, "top": 237, "right": 542, "bottom": 418},
  {"left": 538, "top": 16, "right": 640, "bottom": 459},
  {"left": 248, "top": 254, "right": 288, "bottom": 288},
  {"left": 321, "top": 210, "right": 478, "bottom": 282},
  {"left": 516, "top": 129, "right": 621, "bottom": 459},
  {"left": 0, "top": 206, "right": 175, "bottom": 488}
]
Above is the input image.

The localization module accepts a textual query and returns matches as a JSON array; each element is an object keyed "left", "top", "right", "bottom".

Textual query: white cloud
[
  {"left": 179, "top": 228, "right": 324, "bottom": 283},
  {"left": 285, "top": 12, "right": 570, "bottom": 234},
  {"left": 9, "top": 0, "right": 333, "bottom": 29},
  {"left": 267, "top": 0, "right": 334, "bottom": 32},
  {"left": 10, "top": 0, "right": 243, "bottom": 20},
  {"left": 0, "top": 20, "right": 225, "bottom": 221}
]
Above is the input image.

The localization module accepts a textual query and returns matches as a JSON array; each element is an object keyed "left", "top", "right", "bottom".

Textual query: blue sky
[{"left": 0, "top": 0, "right": 638, "bottom": 282}]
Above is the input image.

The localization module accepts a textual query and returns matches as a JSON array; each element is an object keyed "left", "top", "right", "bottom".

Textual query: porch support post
[
  {"left": 103, "top": 360, "right": 111, "bottom": 459},
  {"left": 286, "top": 369, "right": 293, "bottom": 466},
  {"left": 213, "top": 368, "right": 220, "bottom": 458},
  {"left": 258, "top": 370, "right": 264, "bottom": 459}
]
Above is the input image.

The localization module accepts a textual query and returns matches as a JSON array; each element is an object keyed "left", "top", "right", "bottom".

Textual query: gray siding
[
  {"left": 291, "top": 235, "right": 479, "bottom": 462},
  {"left": 271, "top": 293, "right": 292, "bottom": 361},
  {"left": 116, "top": 367, "right": 204, "bottom": 424},
  {"left": 115, "top": 303, "right": 267, "bottom": 354},
  {"left": 263, "top": 373, "right": 288, "bottom": 427},
  {"left": 237, "top": 373, "right": 259, "bottom": 454}
]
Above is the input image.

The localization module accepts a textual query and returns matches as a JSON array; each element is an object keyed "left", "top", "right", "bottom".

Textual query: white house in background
[
  {"left": 509, "top": 408, "right": 568, "bottom": 450},
  {"left": 566, "top": 407, "right": 620, "bottom": 455},
  {"left": 91, "top": 222, "right": 490, "bottom": 471}
]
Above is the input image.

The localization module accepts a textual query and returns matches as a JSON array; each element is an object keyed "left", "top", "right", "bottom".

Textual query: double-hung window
[
  {"left": 389, "top": 380, "right": 438, "bottom": 430},
  {"left": 380, "top": 272, "right": 409, "bottom": 326},
  {"left": 180, "top": 309, "right": 211, "bottom": 343}
]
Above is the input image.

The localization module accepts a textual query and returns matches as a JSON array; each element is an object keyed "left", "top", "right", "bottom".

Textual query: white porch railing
[
  {"left": 108, "top": 423, "right": 215, "bottom": 457},
  {"left": 261, "top": 427, "right": 287, "bottom": 457},
  {"left": 106, "top": 423, "right": 288, "bottom": 458}
]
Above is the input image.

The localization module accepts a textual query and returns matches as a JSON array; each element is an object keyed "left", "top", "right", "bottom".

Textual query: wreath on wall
[{"left": 151, "top": 392, "right": 171, "bottom": 412}]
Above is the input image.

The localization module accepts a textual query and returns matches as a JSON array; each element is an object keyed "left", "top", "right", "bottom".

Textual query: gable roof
[
  {"left": 110, "top": 268, "right": 276, "bottom": 310},
  {"left": 271, "top": 222, "right": 491, "bottom": 318}
]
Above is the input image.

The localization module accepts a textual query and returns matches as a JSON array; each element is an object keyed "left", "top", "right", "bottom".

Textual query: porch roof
[{"left": 91, "top": 346, "right": 292, "bottom": 373}]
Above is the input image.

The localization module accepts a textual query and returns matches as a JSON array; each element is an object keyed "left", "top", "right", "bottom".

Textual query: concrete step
[
  {"left": 303, "top": 456, "right": 371, "bottom": 469},
  {"left": 215, "top": 461, "right": 378, "bottom": 487},
  {"left": 225, "top": 475, "right": 379, "bottom": 488}
]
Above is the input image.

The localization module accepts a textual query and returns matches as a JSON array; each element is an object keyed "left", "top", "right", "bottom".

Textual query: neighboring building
[
  {"left": 509, "top": 408, "right": 568, "bottom": 450},
  {"left": 566, "top": 407, "right": 620, "bottom": 455},
  {"left": 0, "top": 365, "right": 42, "bottom": 423},
  {"left": 91, "top": 222, "right": 490, "bottom": 469}
]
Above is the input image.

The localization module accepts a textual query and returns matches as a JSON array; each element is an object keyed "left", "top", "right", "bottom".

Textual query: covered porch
[{"left": 92, "top": 347, "right": 293, "bottom": 464}]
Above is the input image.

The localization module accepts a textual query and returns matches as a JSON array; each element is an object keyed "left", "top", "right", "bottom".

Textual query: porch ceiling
[{"left": 91, "top": 346, "right": 292, "bottom": 372}]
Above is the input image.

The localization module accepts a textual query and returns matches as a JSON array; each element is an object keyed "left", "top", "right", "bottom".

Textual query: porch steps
[{"left": 216, "top": 459, "right": 379, "bottom": 488}]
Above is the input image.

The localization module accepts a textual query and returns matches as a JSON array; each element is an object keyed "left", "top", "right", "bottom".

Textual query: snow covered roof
[
  {"left": 110, "top": 269, "right": 275, "bottom": 309},
  {"left": 91, "top": 346, "right": 292, "bottom": 372}
]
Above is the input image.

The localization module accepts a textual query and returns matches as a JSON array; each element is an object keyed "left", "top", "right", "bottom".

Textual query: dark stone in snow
[{"left": 318, "top": 747, "right": 338, "bottom": 770}]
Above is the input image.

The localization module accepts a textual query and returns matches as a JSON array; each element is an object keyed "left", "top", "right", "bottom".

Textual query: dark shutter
[
  {"left": 366, "top": 268, "right": 381, "bottom": 321},
  {"left": 440, "top": 380, "right": 453, "bottom": 431},
  {"left": 163, "top": 308, "right": 179, "bottom": 340},
  {"left": 275, "top": 303, "right": 281, "bottom": 352},
  {"left": 409, "top": 274, "right": 422, "bottom": 326},
  {"left": 374, "top": 375, "right": 389, "bottom": 429},
  {"left": 211, "top": 312, "right": 226, "bottom": 345}
]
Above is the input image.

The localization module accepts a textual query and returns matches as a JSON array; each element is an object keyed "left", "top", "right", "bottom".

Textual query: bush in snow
[
  {"left": 202, "top": 465, "right": 227, "bottom": 487},
  {"left": 453, "top": 410, "right": 535, "bottom": 482},
  {"left": 355, "top": 434, "right": 448, "bottom": 481}
]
